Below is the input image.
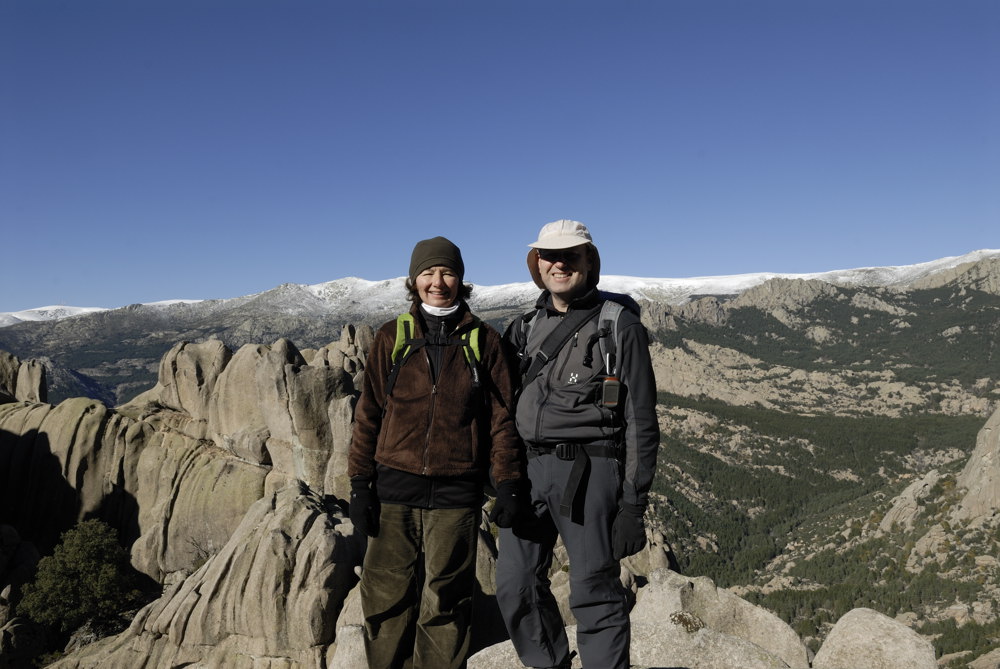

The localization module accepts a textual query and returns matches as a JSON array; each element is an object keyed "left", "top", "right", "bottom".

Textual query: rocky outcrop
[
  {"left": 876, "top": 469, "right": 942, "bottom": 534},
  {"left": 811, "top": 608, "right": 936, "bottom": 669},
  {"left": 0, "top": 326, "right": 367, "bottom": 581},
  {"left": 668, "top": 296, "right": 731, "bottom": 327},
  {"left": 953, "top": 405, "right": 1000, "bottom": 523},
  {"left": 0, "top": 398, "right": 140, "bottom": 553},
  {"left": 909, "top": 257, "right": 1000, "bottom": 295},
  {"left": 0, "top": 352, "right": 45, "bottom": 404},
  {"left": 631, "top": 569, "right": 809, "bottom": 668},
  {"left": 127, "top": 418, "right": 268, "bottom": 581},
  {"left": 649, "top": 339, "right": 993, "bottom": 417},
  {"left": 48, "top": 484, "right": 363, "bottom": 669},
  {"left": 968, "top": 647, "right": 1000, "bottom": 669},
  {"left": 124, "top": 326, "right": 367, "bottom": 502},
  {"left": 731, "top": 278, "right": 843, "bottom": 327}
]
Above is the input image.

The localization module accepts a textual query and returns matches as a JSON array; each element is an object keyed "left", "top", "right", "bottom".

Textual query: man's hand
[
  {"left": 349, "top": 477, "right": 380, "bottom": 538},
  {"left": 489, "top": 480, "right": 526, "bottom": 528},
  {"left": 612, "top": 502, "right": 647, "bottom": 559}
]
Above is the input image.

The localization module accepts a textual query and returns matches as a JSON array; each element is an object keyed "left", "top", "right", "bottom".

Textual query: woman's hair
[{"left": 405, "top": 278, "right": 474, "bottom": 304}]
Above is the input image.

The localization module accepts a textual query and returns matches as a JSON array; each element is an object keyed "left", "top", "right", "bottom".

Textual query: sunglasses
[{"left": 537, "top": 249, "right": 585, "bottom": 264}]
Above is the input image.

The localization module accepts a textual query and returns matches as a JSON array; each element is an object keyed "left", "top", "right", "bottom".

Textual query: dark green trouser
[{"left": 360, "top": 503, "right": 479, "bottom": 669}]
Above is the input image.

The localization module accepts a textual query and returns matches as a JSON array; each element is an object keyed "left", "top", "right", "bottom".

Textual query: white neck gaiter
[{"left": 421, "top": 303, "right": 461, "bottom": 318}]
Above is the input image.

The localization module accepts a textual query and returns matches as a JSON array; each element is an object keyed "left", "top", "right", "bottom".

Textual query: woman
[{"left": 348, "top": 236, "right": 524, "bottom": 669}]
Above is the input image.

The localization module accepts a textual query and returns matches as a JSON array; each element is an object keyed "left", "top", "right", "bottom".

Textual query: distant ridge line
[{"left": 2, "top": 249, "right": 998, "bottom": 328}]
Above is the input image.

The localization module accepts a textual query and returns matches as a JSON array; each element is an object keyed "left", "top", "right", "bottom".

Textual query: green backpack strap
[
  {"left": 385, "top": 313, "right": 483, "bottom": 396},
  {"left": 459, "top": 316, "right": 483, "bottom": 388},
  {"left": 386, "top": 313, "right": 425, "bottom": 397},
  {"left": 391, "top": 313, "right": 416, "bottom": 364}
]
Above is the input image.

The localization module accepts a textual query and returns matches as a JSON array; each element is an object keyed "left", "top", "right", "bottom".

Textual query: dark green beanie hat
[{"left": 409, "top": 236, "right": 465, "bottom": 281}]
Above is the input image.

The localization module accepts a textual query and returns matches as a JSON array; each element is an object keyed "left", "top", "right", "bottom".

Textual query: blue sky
[{"left": 2, "top": 0, "right": 997, "bottom": 312}]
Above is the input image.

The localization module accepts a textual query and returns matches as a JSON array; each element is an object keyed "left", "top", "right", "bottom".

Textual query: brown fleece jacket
[{"left": 348, "top": 303, "right": 523, "bottom": 485}]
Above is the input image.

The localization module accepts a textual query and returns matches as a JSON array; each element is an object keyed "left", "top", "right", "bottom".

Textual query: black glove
[
  {"left": 488, "top": 480, "right": 525, "bottom": 529},
  {"left": 349, "top": 477, "right": 380, "bottom": 538},
  {"left": 612, "top": 502, "right": 647, "bottom": 560}
]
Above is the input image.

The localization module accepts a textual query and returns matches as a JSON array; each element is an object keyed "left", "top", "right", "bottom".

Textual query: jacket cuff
[{"left": 620, "top": 501, "right": 645, "bottom": 516}]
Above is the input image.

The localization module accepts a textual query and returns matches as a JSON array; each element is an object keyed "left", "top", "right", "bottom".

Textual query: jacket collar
[
  {"left": 535, "top": 288, "right": 602, "bottom": 315},
  {"left": 409, "top": 300, "right": 475, "bottom": 335}
]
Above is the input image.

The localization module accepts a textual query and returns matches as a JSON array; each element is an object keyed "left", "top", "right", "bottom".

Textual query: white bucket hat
[{"left": 526, "top": 219, "right": 601, "bottom": 289}]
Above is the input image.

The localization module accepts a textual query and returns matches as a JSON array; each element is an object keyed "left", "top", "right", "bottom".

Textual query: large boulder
[
  {"left": 629, "top": 619, "right": 792, "bottom": 669},
  {"left": 811, "top": 607, "right": 935, "bottom": 669},
  {"left": 631, "top": 568, "right": 809, "bottom": 668}
]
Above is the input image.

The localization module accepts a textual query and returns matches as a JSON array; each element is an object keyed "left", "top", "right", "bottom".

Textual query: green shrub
[{"left": 20, "top": 519, "right": 142, "bottom": 634}]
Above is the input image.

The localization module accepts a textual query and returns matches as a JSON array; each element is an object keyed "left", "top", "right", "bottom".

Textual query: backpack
[
  {"left": 515, "top": 291, "right": 639, "bottom": 383},
  {"left": 385, "top": 312, "right": 483, "bottom": 396}
]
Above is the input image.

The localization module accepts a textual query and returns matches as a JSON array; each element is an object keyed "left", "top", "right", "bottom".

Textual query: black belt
[
  {"left": 528, "top": 442, "right": 620, "bottom": 522},
  {"left": 528, "top": 442, "right": 619, "bottom": 460}
]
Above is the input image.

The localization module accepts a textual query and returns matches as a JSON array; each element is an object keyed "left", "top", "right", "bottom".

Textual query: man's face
[{"left": 535, "top": 244, "right": 592, "bottom": 304}]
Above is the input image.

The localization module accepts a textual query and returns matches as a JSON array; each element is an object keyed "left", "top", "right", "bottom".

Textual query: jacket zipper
[
  {"left": 422, "top": 318, "right": 451, "bottom": 475},
  {"left": 422, "top": 348, "right": 437, "bottom": 475},
  {"left": 555, "top": 331, "right": 578, "bottom": 380}
]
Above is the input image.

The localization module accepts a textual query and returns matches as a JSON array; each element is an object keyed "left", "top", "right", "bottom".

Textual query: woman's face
[{"left": 415, "top": 265, "right": 460, "bottom": 307}]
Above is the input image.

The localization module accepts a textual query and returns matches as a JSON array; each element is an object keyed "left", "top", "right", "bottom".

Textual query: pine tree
[{"left": 20, "top": 519, "right": 142, "bottom": 634}]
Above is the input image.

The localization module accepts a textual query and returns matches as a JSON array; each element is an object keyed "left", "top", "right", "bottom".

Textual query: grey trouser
[
  {"left": 360, "top": 503, "right": 479, "bottom": 669},
  {"left": 496, "top": 453, "right": 630, "bottom": 669}
]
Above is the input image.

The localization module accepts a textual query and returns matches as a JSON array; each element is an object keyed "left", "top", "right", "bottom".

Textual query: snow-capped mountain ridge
[
  {"left": 2, "top": 249, "right": 998, "bottom": 328},
  {"left": 0, "top": 305, "right": 109, "bottom": 329}
]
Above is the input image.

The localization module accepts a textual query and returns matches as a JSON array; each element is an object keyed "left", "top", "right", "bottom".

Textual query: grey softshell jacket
[{"left": 505, "top": 289, "right": 660, "bottom": 507}]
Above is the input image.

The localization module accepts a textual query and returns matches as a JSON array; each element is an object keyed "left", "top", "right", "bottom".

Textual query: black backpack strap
[
  {"left": 511, "top": 310, "right": 537, "bottom": 379},
  {"left": 521, "top": 304, "right": 603, "bottom": 383}
]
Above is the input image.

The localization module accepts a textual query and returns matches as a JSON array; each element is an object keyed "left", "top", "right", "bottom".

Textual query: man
[{"left": 496, "top": 220, "right": 660, "bottom": 669}]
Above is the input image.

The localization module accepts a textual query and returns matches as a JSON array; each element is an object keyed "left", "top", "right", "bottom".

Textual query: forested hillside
[{"left": 647, "top": 272, "right": 1000, "bottom": 664}]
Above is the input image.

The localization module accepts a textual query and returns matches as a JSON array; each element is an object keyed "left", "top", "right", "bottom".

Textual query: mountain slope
[{"left": 1, "top": 250, "right": 998, "bottom": 407}]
